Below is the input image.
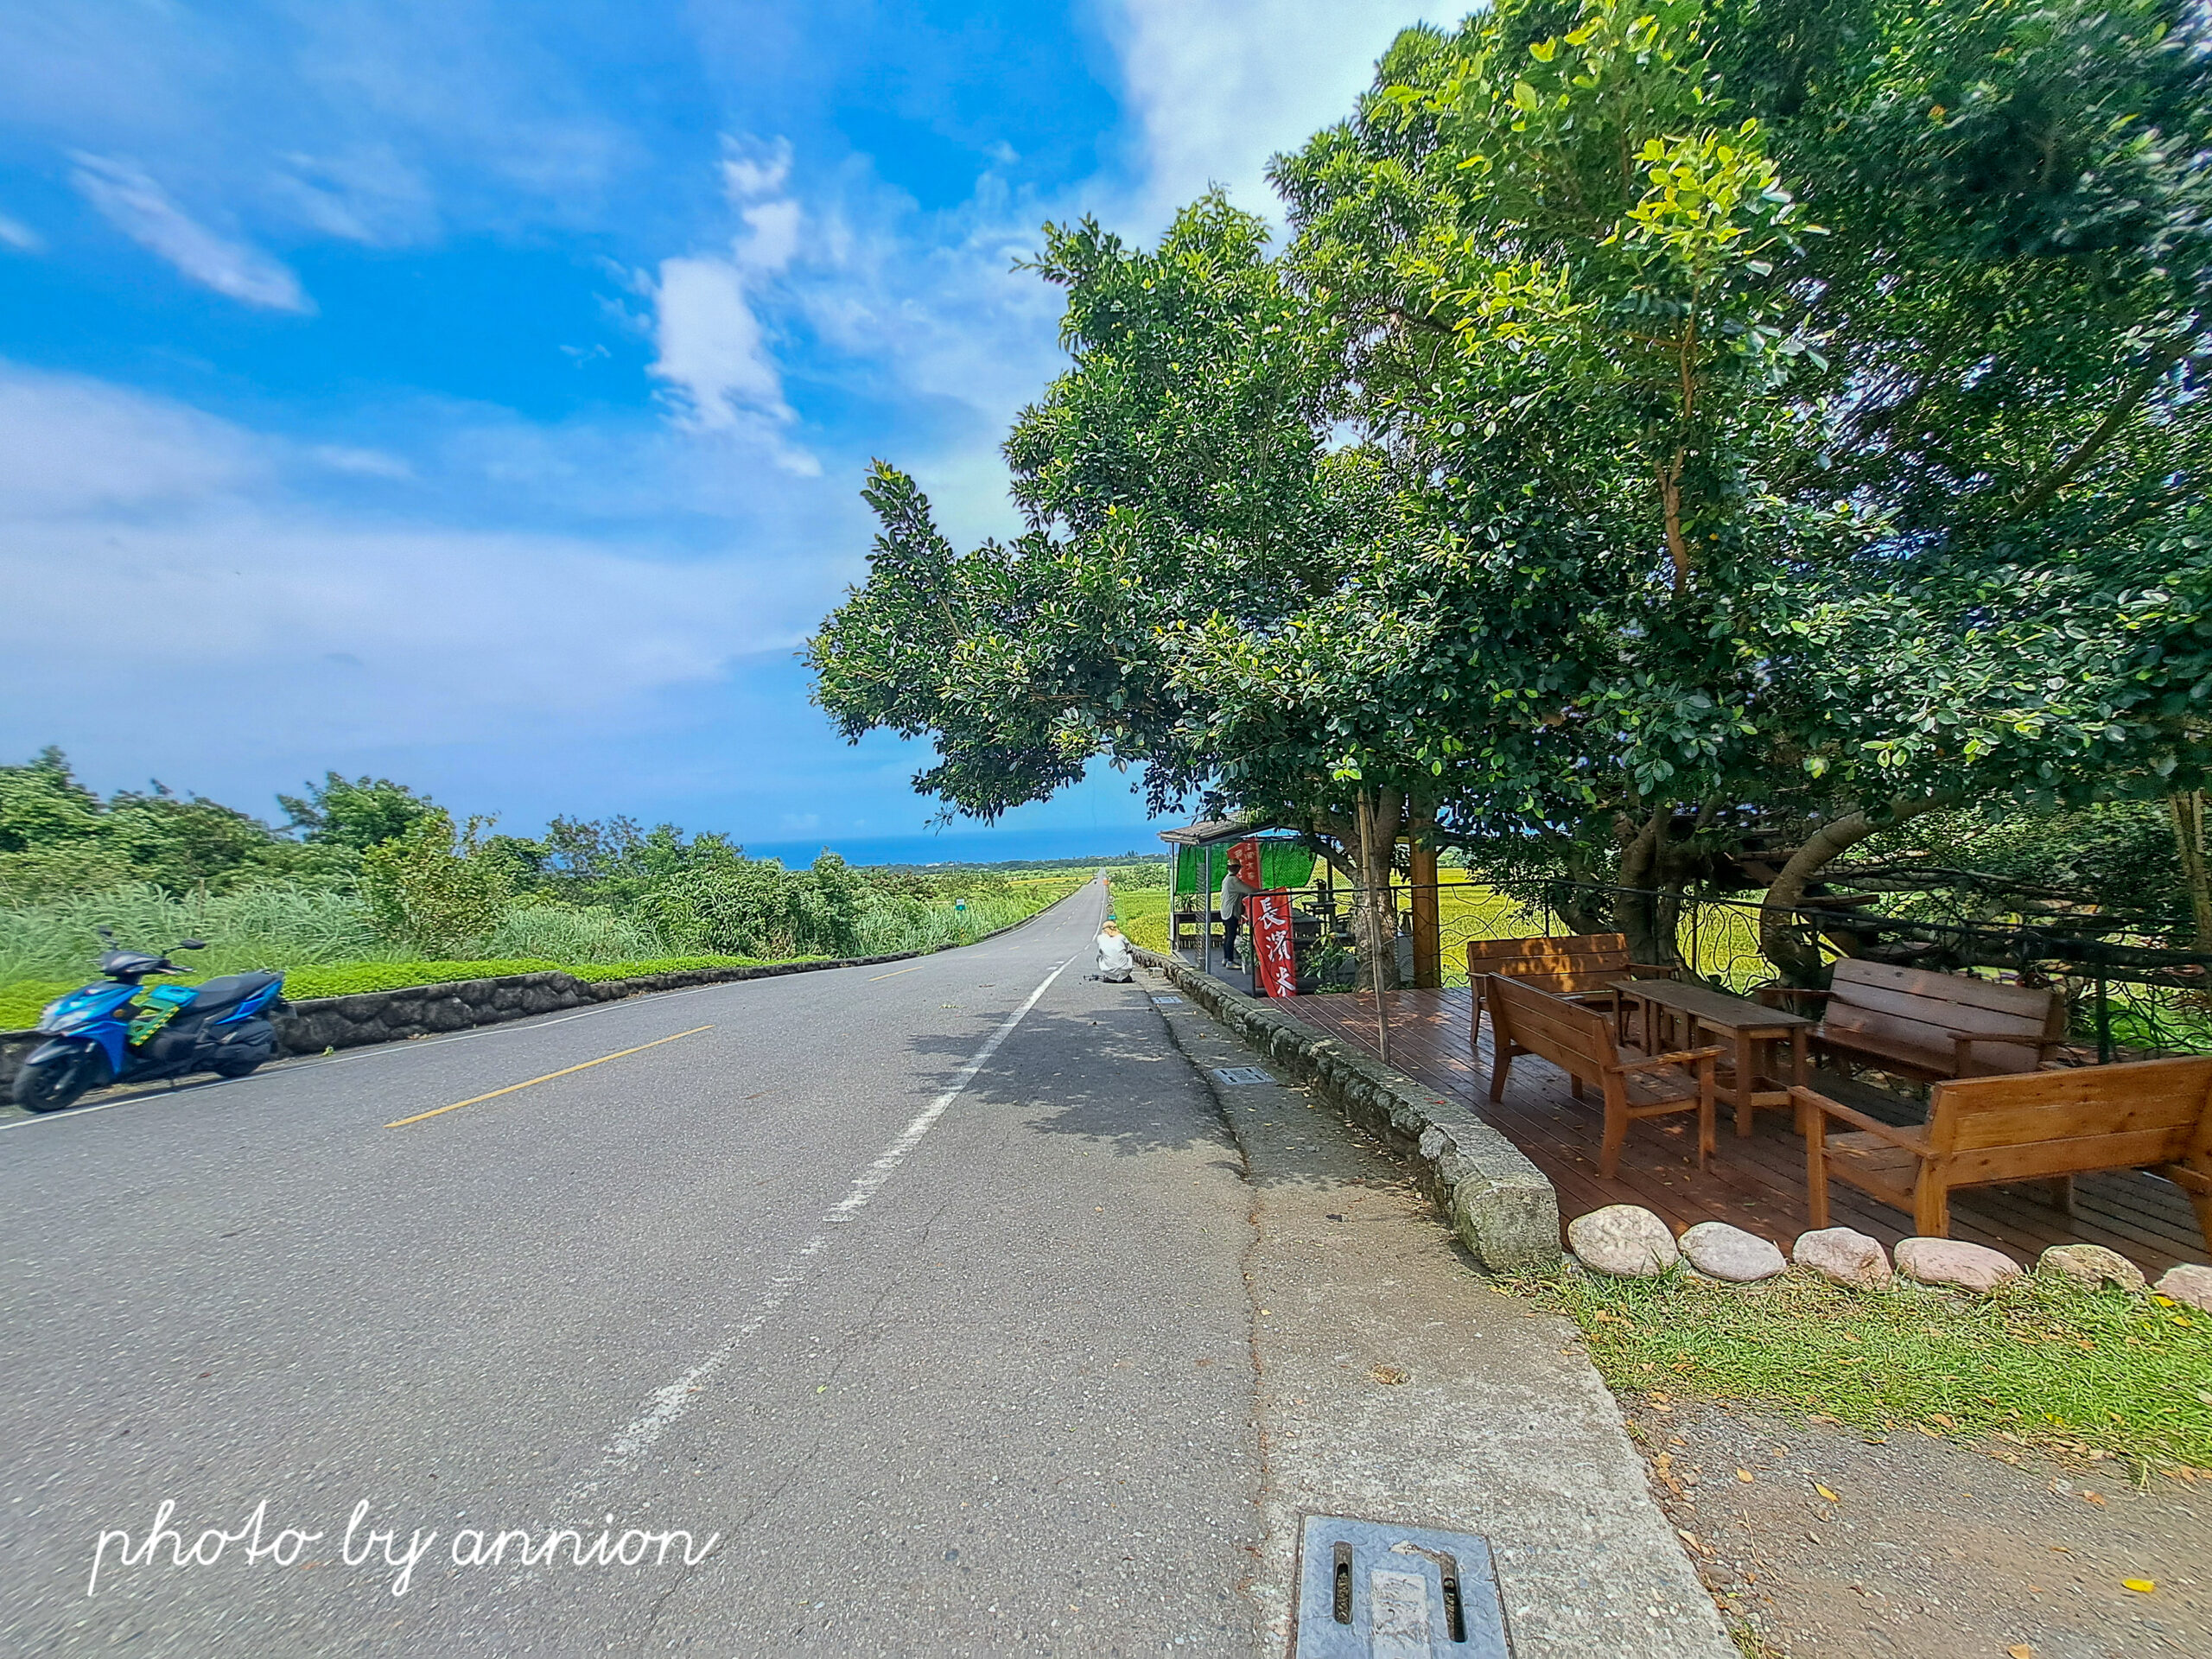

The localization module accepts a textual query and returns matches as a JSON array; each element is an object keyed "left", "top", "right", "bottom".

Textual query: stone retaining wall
[
  {"left": 1140, "top": 949, "right": 1560, "bottom": 1274},
  {"left": 0, "top": 954, "right": 922, "bottom": 1093},
  {"left": 2, "top": 882, "right": 1083, "bottom": 1098},
  {"left": 270, "top": 954, "right": 931, "bottom": 1056}
]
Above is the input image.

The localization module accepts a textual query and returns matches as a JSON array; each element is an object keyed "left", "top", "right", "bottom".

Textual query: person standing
[{"left": 1218, "top": 853, "right": 1255, "bottom": 967}]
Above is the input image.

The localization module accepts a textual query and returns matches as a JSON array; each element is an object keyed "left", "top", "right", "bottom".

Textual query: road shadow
[{"left": 905, "top": 982, "right": 1246, "bottom": 1165}]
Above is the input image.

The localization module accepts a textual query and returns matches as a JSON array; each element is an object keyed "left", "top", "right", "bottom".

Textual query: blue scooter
[{"left": 11, "top": 929, "right": 286, "bottom": 1112}]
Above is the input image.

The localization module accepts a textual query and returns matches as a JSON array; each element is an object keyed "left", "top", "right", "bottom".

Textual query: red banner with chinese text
[{"left": 1249, "top": 887, "right": 1298, "bottom": 998}]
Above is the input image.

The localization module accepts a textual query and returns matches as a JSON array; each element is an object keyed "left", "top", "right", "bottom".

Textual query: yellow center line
[
  {"left": 385, "top": 1026, "right": 715, "bottom": 1128},
  {"left": 867, "top": 964, "right": 925, "bottom": 982}
]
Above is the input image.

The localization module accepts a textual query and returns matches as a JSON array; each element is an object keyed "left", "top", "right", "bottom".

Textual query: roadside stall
[{"left": 1157, "top": 819, "right": 1325, "bottom": 995}]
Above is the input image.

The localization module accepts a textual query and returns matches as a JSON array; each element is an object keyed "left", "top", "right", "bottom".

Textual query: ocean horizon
[{"left": 740, "top": 823, "right": 1169, "bottom": 869}]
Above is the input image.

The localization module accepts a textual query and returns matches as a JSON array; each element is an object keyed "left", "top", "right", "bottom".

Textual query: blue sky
[{"left": 0, "top": 0, "right": 1443, "bottom": 857}]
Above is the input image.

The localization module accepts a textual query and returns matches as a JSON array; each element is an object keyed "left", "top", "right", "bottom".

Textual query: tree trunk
[
  {"left": 1351, "top": 789, "right": 1403, "bottom": 992},
  {"left": 1556, "top": 839, "right": 1613, "bottom": 936},
  {"left": 2169, "top": 791, "right": 2212, "bottom": 950},
  {"left": 1613, "top": 807, "right": 1670, "bottom": 964},
  {"left": 1407, "top": 798, "right": 1442, "bottom": 989},
  {"left": 1760, "top": 793, "right": 1961, "bottom": 981}
]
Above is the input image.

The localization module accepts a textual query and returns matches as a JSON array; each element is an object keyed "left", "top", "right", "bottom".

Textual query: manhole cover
[
  {"left": 1151, "top": 995, "right": 1185, "bottom": 1005},
  {"left": 1210, "top": 1065, "right": 1274, "bottom": 1085},
  {"left": 1293, "top": 1516, "right": 1510, "bottom": 1657}
]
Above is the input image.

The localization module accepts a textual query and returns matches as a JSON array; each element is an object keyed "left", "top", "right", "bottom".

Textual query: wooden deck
[{"left": 1281, "top": 985, "right": 2210, "bottom": 1277}]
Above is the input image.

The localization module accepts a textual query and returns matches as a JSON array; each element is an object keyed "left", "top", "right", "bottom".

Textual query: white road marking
[{"left": 568, "top": 951, "right": 1076, "bottom": 1499}]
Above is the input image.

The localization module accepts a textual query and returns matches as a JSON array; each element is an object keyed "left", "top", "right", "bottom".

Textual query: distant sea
[{"left": 741, "top": 824, "right": 1167, "bottom": 870}]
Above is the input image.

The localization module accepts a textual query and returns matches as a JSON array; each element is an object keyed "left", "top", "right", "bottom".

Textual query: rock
[
  {"left": 1679, "top": 1222, "right": 1787, "bottom": 1283},
  {"left": 1792, "top": 1227, "right": 1892, "bottom": 1288},
  {"left": 1566, "top": 1205, "right": 1679, "bottom": 1278},
  {"left": 2037, "top": 1243, "right": 2146, "bottom": 1292},
  {"left": 2154, "top": 1262, "right": 2212, "bottom": 1312},
  {"left": 1895, "top": 1236, "right": 2024, "bottom": 1293}
]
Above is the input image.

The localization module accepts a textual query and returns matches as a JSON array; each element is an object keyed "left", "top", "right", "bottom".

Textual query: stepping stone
[
  {"left": 1679, "top": 1221, "right": 1785, "bottom": 1283},
  {"left": 2155, "top": 1262, "right": 2212, "bottom": 1312},
  {"left": 1896, "top": 1236, "right": 2023, "bottom": 1294},
  {"left": 1566, "top": 1205, "right": 1679, "bottom": 1278},
  {"left": 1792, "top": 1226, "right": 1891, "bottom": 1288},
  {"left": 2037, "top": 1243, "right": 2145, "bottom": 1292}
]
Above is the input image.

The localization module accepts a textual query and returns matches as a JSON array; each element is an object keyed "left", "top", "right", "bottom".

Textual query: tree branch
[{"left": 2014, "top": 327, "right": 2202, "bottom": 521}]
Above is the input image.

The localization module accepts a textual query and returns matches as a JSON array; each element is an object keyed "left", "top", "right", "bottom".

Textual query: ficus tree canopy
[{"left": 810, "top": 0, "right": 2212, "bottom": 976}]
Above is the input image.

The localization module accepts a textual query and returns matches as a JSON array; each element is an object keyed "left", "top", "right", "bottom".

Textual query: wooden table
[{"left": 1611, "top": 979, "right": 1815, "bottom": 1137}]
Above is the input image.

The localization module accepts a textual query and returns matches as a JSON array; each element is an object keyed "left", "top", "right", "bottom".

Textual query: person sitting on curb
[{"left": 1096, "top": 920, "right": 1135, "bottom": 982}]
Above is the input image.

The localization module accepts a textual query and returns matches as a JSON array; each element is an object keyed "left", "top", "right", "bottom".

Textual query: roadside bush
[
  {"left": 0, "top": 859, "right": 1085, "bottom": 1027},
  {"left": 360, "top": 811, "right": 512, "bottom": 957},
  {"left": 645, "top": 853, "right": 874, "bottom": 958},
  {"left": 480, "top": 904, "right": 669, "bottom": 963}
]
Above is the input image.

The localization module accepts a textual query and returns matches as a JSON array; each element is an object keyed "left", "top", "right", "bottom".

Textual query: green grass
[
  {"left": 1535, "top": 1266, "right": 2212, "bottom": 1472},
  {"left": 1109, "top": 886, "right": 1172, "bottom": 952},
  {"left": 0, "top": 956, "right": 785, "bottom": 1028},
  {"left": 0, "top": 873, "right": 1085, "bottom": 1029}
]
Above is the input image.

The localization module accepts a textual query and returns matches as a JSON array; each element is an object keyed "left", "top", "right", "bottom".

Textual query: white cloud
[
  {"left": 647, "top": 254, "right": 822, "bottom": 479},
  {"left": 0, "top": 365, "right": 845, "bottom": 762},
  {"left": 721, "top": 134, "right": 792, "bottom": 202},
  {"left": 1098, "top": 0, "right": 1446, "bottom": 226},
  {"left": 68, "top": 154, "right": 312, "bottom": 312},
  {"left": 738, "top": 198, "right": 802, "bottom": 272},
  {"left": 309, "top": 444, "right": 415, "bottom": 480},
  {"left": 0, "top": 367, "right": 264, "bottom": 512},
  {"left": 0, "top": 213, "right": 42, "bottom": 253},
  {"left": 272, "top": 147, "right": 436, "bottom": 245}
]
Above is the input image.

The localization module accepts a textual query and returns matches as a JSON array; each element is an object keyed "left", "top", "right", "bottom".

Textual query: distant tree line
[{"left": 0, "top": 750, "right": 1071, "bottom": 963}]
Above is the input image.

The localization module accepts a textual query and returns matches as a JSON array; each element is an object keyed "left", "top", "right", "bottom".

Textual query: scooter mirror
[{"left": 176, "top": 939, "right": 208, "bottom": 950}]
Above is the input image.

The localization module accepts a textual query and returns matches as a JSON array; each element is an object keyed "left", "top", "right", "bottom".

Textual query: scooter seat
[{"left": 185, "top": 971, "right": 282, "bottom": 1014}]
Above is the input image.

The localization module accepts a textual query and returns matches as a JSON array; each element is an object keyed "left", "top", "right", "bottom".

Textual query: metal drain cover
[
  {"left": 1210, "top": 1065, "right": 1274, "bottom": 1085},
  {"left": 1294, "top": 1516, "right": 1510, "bottom": 1657},
  {"left": 1152, "top": 995, "right": 1185, "bottom": 1005}
]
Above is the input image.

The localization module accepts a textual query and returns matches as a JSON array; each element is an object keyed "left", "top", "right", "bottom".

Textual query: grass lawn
[{"left": 1534, "top": 1266, "right": 2212, "bottom": 1475}]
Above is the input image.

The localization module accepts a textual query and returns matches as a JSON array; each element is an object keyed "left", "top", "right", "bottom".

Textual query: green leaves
[{"left": 811, "top": 0, "right": 2212, "bottom": 913}]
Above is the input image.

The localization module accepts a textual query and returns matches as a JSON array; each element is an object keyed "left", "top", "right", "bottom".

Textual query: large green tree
[{"left": 813, "top": 0, "right": 2212, "bottom": 978}]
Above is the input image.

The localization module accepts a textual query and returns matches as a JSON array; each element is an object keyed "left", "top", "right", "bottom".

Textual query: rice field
[{"left": 1116, "top": 877, "right": 1781, "bottom": 989}]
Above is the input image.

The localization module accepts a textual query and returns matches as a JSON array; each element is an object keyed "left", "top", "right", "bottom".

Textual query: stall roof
[{"left": 1157, "top": 817, "right": 1296, "bottom": 848}]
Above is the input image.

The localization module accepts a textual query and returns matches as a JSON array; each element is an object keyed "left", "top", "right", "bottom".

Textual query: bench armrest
[
  {"left": 1791, "top": 1085, "right": 1929, "bottom": 1154},
  {"left": 1612, "top": 1045, "right": 1722, "bottom": 1075}
]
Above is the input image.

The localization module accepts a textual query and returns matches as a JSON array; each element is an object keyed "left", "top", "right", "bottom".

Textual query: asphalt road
[{"left": 0, "top": 880, "right": 1265, "bottom": 1656}]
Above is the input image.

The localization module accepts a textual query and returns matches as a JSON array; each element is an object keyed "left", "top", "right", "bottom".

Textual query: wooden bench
[
  {"left": 1759, "top": 959, "right": 2067, "bottom": 1084},
  {"left": 1468, "top": 932, "right": 1678, "bottom": 1047},
  {"left": 1797, "top": 1058, "right": 2212, "bottom": 1242},
  {"left": 1483, "top": 975, "right": 1718, "bottom": 1179}
]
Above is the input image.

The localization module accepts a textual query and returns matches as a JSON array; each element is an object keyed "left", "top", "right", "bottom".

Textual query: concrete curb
[{"left": 1136, "top": 948, "right": 1560, "bottom": 1274}]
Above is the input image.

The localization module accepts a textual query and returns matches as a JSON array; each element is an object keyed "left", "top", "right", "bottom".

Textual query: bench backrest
[
  {"left": 1926, "top": 1055, "right": 2212, "bottom": 1182},
  {"left": 1482, "top": 974, "right": 1618, "bottom": 1085},
  {"left": 1826, "top": 959, "right": 2058, "bottom": 1075},
  {"left": 1468, "top": 931, "right": 1642, "bottom": 996}
]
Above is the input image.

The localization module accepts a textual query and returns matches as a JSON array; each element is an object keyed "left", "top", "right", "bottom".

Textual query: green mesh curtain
[
  {"left": 1173, "top": 839, "right": 1317, "bottom": 896},
  {"left": 1258, "top": 842, "right": 1316, "bottom": 890}
]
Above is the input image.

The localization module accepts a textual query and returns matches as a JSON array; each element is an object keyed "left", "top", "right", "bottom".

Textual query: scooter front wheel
[{"left": 10, "top": 1044, "right": 111, "bottom": 1112}]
